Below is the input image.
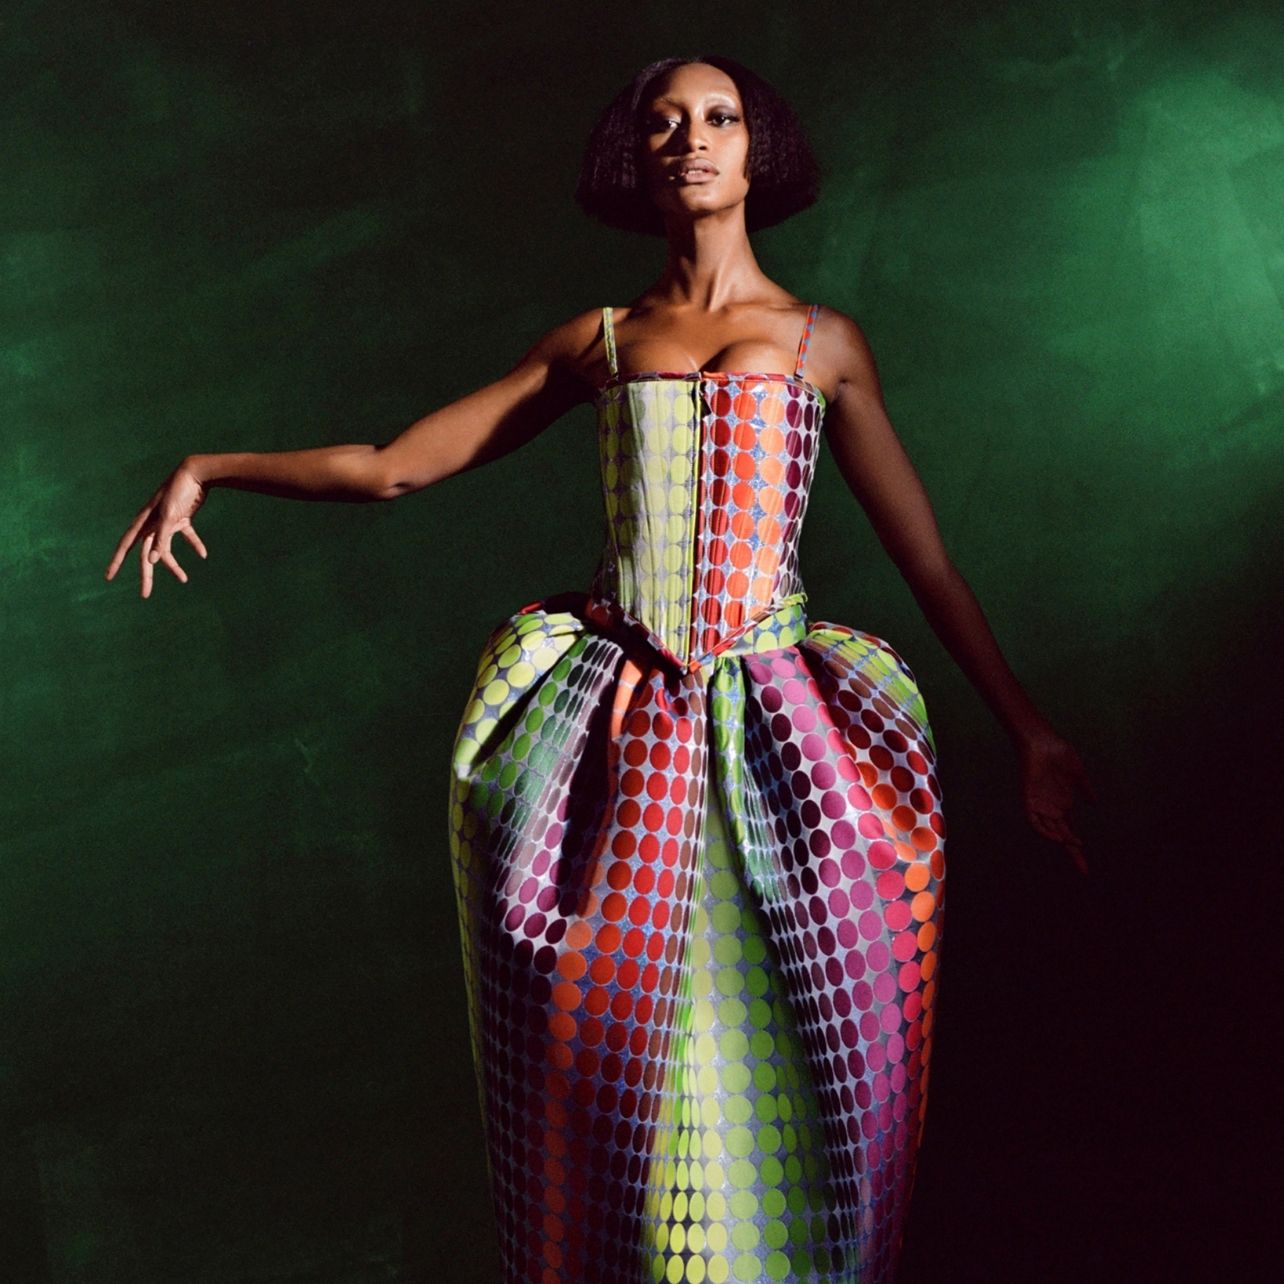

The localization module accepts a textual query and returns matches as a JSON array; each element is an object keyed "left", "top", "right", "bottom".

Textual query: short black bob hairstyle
[{"left": 575, "top": 55, "right": 821, "bottom": 237}]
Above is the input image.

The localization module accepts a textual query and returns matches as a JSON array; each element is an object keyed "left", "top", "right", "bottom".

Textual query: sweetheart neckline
[{"left": 593, "top": 369, "right": 828, "bottom": 410}]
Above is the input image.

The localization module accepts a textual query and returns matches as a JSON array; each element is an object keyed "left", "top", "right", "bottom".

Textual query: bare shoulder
[
  {"left": 512, "top": 305, "right": 607, "bottom": 401},
  {"left": 526, "top": 304, "right": 606, "bottom": 358},
  {"left": 810, "top": 304, "right": 885, "bottom": 406}
]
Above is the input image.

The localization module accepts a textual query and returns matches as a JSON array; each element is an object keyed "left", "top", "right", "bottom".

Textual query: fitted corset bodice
[{"left": 587, "top": 304, "right": 826, "bottom": 672}]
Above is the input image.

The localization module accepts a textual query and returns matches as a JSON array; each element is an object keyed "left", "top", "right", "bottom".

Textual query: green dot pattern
[
  {"left": 445, "top": 304, "right": 946, "bottom": 1284},
  {"left": 642, "top": 779, "right": 839, "bottom": 1284}
]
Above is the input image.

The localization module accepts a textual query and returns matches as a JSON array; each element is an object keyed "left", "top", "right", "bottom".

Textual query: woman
[{"left": 107, "top": 54, "right": 1092, "bottom": 1284}]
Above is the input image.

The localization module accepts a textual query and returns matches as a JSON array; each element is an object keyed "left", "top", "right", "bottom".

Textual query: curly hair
[{"left": 574, "top": 55, "right": 821, "bottom": 237}]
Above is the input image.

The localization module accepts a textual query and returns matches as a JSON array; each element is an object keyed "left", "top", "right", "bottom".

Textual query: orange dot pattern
[
  {"left": 591, "top": 305, "right": 824, "bottom": 671},
  {"left": 691, "top": 376, "right": 819, "bottom": 662},
  {"left": 447, "top": 305, "right": 946, "bottom": 1284}
]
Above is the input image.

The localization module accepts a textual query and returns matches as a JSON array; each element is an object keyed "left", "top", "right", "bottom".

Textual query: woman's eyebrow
[{"left": 648, "top": 96, "right": 741, "bottom": 111}]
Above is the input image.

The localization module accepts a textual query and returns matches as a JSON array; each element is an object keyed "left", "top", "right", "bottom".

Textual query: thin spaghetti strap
[
  {"left": 601, "top": 306, "right": 619, "bottom": 377},
  {"left": 794, "top": 302, "right": 820, "bottom": 378}
]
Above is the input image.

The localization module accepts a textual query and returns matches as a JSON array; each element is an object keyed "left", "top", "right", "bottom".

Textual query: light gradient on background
[{"left": 1, "top": 1, "right": 1278, "bottom": 1280}]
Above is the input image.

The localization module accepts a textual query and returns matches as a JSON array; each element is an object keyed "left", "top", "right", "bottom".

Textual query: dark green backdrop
[{"left": 4, "top": 1, "right": 1278, "bottom": 1280}]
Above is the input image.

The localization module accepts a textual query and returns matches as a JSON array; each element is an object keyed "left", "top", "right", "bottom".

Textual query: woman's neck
[{"left": 652, "top": 210, "right": 774, "bottom": 311}]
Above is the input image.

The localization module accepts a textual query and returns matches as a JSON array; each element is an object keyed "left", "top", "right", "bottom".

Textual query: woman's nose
[{"left": 674, "top": 118, "right": 710, "bottom": 151}]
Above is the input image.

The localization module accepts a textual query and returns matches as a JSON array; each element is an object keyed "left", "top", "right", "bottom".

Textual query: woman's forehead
[{"left": 646, "top": 64, "right": 741, "bottom": 107}]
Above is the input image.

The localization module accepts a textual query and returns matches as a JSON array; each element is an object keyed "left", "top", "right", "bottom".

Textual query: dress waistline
[{"left": 517, "top": 590, "right": 809, "bottom": 678}]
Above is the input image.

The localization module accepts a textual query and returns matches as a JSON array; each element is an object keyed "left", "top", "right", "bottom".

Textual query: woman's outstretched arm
[
  {"left": 104, "top": 308, "right": 601, "bottom": 596},
  {"left": 815, "top": 308, "right": 1096, "bottom": 871}
]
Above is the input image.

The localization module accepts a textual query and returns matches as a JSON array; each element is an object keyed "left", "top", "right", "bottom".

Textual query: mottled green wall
[{"left": 2, "top": 1, "right": 1277, "bottom": 1280}]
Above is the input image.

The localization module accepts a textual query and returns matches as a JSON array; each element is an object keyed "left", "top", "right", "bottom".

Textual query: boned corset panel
[{"left": 589, "top": 370, "right": 826, "bottom": 672}]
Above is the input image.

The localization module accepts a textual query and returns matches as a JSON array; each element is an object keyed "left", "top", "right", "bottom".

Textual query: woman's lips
[{"left": 672, "top": 166, "right": 716, "bottom": 183}]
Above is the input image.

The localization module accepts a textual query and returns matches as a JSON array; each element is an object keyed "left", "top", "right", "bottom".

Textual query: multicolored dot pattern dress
[{"left": 449, "top": 304, "right": 947, "bottom": 1284}]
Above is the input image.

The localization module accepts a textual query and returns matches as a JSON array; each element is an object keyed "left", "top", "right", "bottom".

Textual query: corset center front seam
[
  {"left": 685, "top": 378, "right": 708, "bottom": 668},
  {"left": 592, "top": 373, "right": 825, "bottom": 672}
]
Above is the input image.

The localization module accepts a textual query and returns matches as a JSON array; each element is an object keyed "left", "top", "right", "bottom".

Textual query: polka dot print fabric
[
  {"left": 448, "top": 305, "right": 946, "bottom": 1283},
  {"left": 591, "top": 306, "right": 824, "bottom": 671}
]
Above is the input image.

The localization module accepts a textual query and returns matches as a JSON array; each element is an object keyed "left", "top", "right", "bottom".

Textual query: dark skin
[{"left": 105, "top": 61, "right": 1095, "bottom": 870}]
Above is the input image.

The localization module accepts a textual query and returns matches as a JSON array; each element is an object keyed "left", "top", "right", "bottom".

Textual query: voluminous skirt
[{"left": 448, "top": 591, "right": 946, "bottom": 1284}]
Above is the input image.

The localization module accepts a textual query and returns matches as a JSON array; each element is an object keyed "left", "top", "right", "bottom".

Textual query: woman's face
[{"left": 637, "top": 62, "right": 750, "bottom": 225}]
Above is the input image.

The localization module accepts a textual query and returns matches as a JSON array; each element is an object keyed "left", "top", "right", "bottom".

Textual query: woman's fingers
[
  {"left": 144, "top": 518, "right": 205, "bottom": 583},
  {"left": 140, "top": 530, "right": 156, "bottom": 599},
  {"left": 105, "top": 497, "right": 160, "bottom": 580},
  {"left": 124, "top": 515, "right": 207, "bottom": 598},
  {"left": 109, "top": 467, "right": 208, "bottom": 588},
  {"left": 179, "top": 523, "right": 209, "bottom": 560},
  {"left": 155, "top": 543, "right": 189, "bottom": 584},
  {"left": 148, "top": 522, "right": 167, "bottom": 562},
  {"left": 151, "top": 502, "right": 207, "bottom": 555},
  {"left": 1019, "top": 734, "right": 1092, "bottom": 876},
  {"left": 1027, "top": 805, "right": 1089, "bottom": 876}
]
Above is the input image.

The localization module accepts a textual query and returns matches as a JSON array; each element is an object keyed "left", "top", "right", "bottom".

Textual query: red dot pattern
[
  {"left": 692, "top": 377, "right": 821, "bottom": 661},
  {"left": 736, "top": 628, "right": 947, "bottom": 1276},
  {"left": 446, "top": 304, "right": 946, "bottom": 1282},
  {"left": 591, "top": 302, "right": 825, "bottom": 670},
  {"left": 453, "top": 615, "right": 713, "bottom": 1280},
  {"left": 449, "top": 599, "right": 945, "bottom": 1284}
]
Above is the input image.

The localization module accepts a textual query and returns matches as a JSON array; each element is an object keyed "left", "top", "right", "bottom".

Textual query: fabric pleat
[
  {"left": 447, "top": 303, "right": 945, "bottom": 1282},
  {"left": 449, "top": 593, "right": 945, "bottom": 1284}
]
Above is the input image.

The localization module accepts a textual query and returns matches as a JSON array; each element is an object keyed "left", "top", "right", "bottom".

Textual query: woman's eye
[{"left": 647, "top": 111, "right": 739, "bottom": 131}]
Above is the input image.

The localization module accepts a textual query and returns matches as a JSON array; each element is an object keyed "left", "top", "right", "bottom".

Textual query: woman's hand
[
  {"left": 104, "top": 458, "right": 210, "bottom": 598},
  {"left": 1016, "top": 727, "right": 1097, "bottom": 875}
]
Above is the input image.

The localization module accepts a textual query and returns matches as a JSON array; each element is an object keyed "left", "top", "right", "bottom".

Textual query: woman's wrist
[
  {"left": 182, "top": 453, "right": 220, "bottom": 486},
  {"left": 1009, "top": 716, "right": 1061, "bottom": 756},
  {"left": 995, "top": 698, "right": 1058, "bottom": 754}
]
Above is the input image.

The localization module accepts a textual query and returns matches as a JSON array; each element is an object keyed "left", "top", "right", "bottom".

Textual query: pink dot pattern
[
  {"left": 590, "top": 305, "right": 824, "bottom": 673},
  {"left": 447, "top": 305, "right": 946, "bottom": 1283}
]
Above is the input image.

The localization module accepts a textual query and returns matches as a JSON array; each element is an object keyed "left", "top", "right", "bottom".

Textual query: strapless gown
[{"left": 448, "top": 302, "right": 947, "bottom": 1283}]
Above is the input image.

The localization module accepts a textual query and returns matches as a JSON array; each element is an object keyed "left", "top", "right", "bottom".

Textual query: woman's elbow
[{"left": 369, "top": 445, "right": 453, "bottom": 500}]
